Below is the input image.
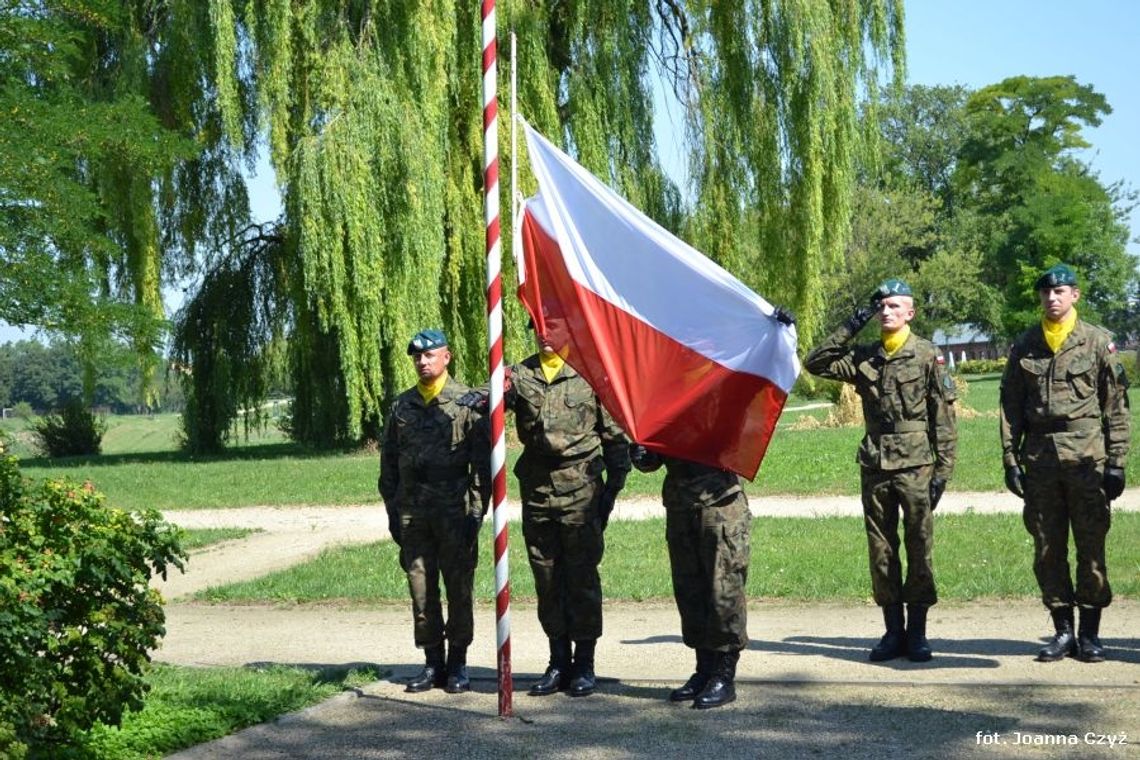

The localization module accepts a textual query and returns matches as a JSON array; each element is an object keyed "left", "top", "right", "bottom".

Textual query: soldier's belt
[
  {"left": 412, "top": 464, "right": 469, "bottom": 480},
  {"left": 1027, "top": 418, "right": 1102, "bottom": 434},
  {"left": 867, "top": 420, "right": 928, "bottom": 435}
]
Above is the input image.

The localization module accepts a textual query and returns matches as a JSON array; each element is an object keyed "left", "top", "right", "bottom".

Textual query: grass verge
[
  {"left": 70, "top": 663, "right": 382, "bottom": 760},
  {"left": 198, "top": 512, "right": 1140, "bottom": 604},
  {"left": 181, "top": 528, "right": 259, "bottom": 552}
]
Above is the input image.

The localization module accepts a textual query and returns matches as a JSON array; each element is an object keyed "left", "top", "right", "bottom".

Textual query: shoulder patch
[
  {"left": 936, "top": 353, "right": 945, "bottom": 365},
  {"left": 1108, "top": 341, "right": 1117, "bottom": 353}
]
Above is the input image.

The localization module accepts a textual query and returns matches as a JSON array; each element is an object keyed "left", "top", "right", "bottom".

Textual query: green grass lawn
[
  {"left": 198, "top": 512, "right": 1140, "bottom": 604},
  {"left": 181, "top": 528, "right": 259, "bottom": 551},
  {"left": 11, "top": 377, "right": 1140, "bottom": 510},
  {"left": 73, "top": 663, "right": 381, "bottom": 760}
]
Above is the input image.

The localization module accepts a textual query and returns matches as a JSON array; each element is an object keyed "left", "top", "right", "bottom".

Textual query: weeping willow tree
[
  {"left": 1, "top": 1, "right": 254, "bottom": 411},
  {"left": 658, "top": 0, "right": 905, "bottom": 342},
  {"left": 188, "top": 0, "right": 902, "bottom": 449}
]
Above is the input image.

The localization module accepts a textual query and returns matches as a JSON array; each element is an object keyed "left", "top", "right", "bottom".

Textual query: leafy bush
[
  {"left": 12, "top": 402, "right": 34, "bottom": 421},
  {"left": 31, "top": 400, "right": 107, "bottom": 457},
  {"left": 956, "top": 358, "right": 1007, "bottom": 375},
  {"left": 791, "top": 373, "right": 844, "bottom": 403},
  {"left": 0, "top": 454, "right": 186, "bottom": 758}
]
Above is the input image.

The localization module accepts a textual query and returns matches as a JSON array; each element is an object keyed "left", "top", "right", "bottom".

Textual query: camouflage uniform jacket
[
  {"left": 379, "top": 376, "right": 489, "bottom": 518},
  {"left": 632, "top": 452, "right": 744, "bottom": 511},
  {"left": 509, "top": 355, "right": 630, "bottom": 505},
  {"left": 1000, "top": 319, "right": 1130, "bottom": 470},
  {"left": 804, "top": 325, "right": 957, "bottom": 480}
]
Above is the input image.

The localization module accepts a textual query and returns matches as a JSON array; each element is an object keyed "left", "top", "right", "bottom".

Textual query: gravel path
[{"left": 155, "top": 493, "right": 1140, "bottom": 759}]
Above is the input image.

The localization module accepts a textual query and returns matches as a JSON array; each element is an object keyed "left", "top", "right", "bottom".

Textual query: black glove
[
  {"left": 773, "top": 306, "right": 796, "bottom": 327},
  {"left": 455, "top": 389, "right": 489, "bottom": 411},
  {"left": 464, "top": 513, "right": 483, "bottom": 544},
  {"left": 598, "top": 472, "right": 626, "bottom": 530},
  {"left": 1004, "top": 465, "right": 1025, "bottom": 499},
  {"left": 844, "top": 303, "right": 876, "bottom": 334},
  {"left": 1104, "top": 466, "right": 1126, "bottom": 501},
  {"left": 629, "top": 443, "right": 660, "bottom": 471},
  {"left": 386, "top": 507, "right": 402, "bottom": 546},
  {"left": 929, "top": 477, "right": 947, "bottom": 511}
]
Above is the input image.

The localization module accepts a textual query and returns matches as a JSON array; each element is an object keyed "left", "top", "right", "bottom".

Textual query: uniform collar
[{"left": 524, "top": 353, "right": 579, "bottom": 382}]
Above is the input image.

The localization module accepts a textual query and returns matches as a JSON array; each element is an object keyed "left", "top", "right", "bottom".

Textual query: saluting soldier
[
  {"left": 461, "top": 323, "right": 630, "bottom": 697},
  {"left": 379, "top": 329, "right": 489, "bottom": 694},
  {"left": 804, "top": 279, "right": 957, "bottom": 662},
  {"left": 629, "top": 447, "right": 751, "bottom": 709},
  {"left": 1000, "top": 264, "right": 1130, "bottom": 663}
]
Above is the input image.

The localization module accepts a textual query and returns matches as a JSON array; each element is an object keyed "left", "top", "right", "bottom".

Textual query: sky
[{"left": 4, "top": 1, "right": 1138, "bottom": 344}]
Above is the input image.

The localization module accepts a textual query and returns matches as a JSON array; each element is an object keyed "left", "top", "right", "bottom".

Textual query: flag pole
[{"left": 482, "top": 0, "right": 512, "bottom": 719}]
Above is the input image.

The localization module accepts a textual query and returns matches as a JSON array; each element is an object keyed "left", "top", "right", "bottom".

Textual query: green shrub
[
  {"left": 31, "top": 399, "right": 107, "bottom": 457},
  {"left": 956, "top": 358, "right": 1006, "bottom": 375},
  {"left": 12, "top": 402, "right": 34, "bottom": 421},
  {"left": 791, "top": 373, "right": 843, "bottom": 402},
  {"left": 0, "top": 454, "right": 186, "bottom": 758}
]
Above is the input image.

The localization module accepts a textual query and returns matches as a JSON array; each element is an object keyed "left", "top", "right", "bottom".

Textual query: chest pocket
[
  {"left": 855, "top": 361, "right": 881, "bottom": 406},
  {"left": 1019, "top": 356, "right": 1050, "bottom": 404},
  {"left": 1062, "top": 355, "right": 1097, "bottom": 400},
  {"left": 893, "top": 365, "right": 927, "bottom": 417}
]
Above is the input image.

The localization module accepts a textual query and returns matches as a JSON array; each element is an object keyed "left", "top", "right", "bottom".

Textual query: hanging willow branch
[{"left": 196, "top": 0, "right": 902, "bottom": 447}]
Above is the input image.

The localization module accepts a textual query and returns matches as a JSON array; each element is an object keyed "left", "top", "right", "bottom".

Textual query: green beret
[
  {"left": 1035, "top": 264, "right": 1077, "bottom": 290},
  {"left": 876, "top": 278, "right": 913, "bottom": 298},
  {"left": 407, "top": 328, "right": 447, "bottom": 355}
]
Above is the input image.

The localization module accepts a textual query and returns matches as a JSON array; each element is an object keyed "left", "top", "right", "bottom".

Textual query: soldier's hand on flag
[{"left": 773, "top": 305, "right": 796, "bottom": 327}]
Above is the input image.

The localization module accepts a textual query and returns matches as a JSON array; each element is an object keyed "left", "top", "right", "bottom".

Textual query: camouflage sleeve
[
  {"left": 999, "top": 344, "right": 1026, "bottom": 469},
  {"left": 467, "top": 410, "right": 492, "bottom": 517},
  {"left": 597, "top": 400, "right": 631, "bottom": 476},
  {"left": 379, "top": 403, "right": 400, "bottom": 507},
  {"left": 802, "top": 323, "right": 859, "bottom": 382},
  {"left": 927, "top": 353, "right": 957, "bottom": 481},
  {"left": 1098, "top": 339, "right": 1131, "bottom": 469}
]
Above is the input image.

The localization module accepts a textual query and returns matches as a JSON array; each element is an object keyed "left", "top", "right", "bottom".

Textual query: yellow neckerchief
[
  {"left": 539, "top": 352, "right": 565, "bottom": 384},
  {"left": 416, "top": 373, "right": 448, "bottom": 403},
  {"left": 1042, "top": 308, "right": 1077, "bottom": 354},
  {"left": 881, "top": 324, "right": 911, "bottom": 357}
]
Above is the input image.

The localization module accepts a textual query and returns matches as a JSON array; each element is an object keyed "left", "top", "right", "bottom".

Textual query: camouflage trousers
[
  {"left": 399, "top": 508, "right": 479, "bottom": 649},
  {"left": 522, "top": 483, "right": 606, "bottom": 641},
  {"left": 861, "top": 465, "right": 937, "bottom": 607},
  {"left": 666, "top": 498, "right": 751, "bottom": 652},
  {"left": 1023, "top": 461, "right": 1112, "bottom": 609}
]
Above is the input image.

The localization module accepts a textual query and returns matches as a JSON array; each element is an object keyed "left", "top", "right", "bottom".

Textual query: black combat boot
[
  {"left": 445, "top": 645, "right": 470, "bottom": 693},
  {"left": 1037, "top": 606, "right": 1077, "bottom": 662},
  {"left": 692, "top": 650, "right": 739, "bottom": 709},
  {"left": 669, "top": 648, "right": 715, "bottom": 702},
  {"left": 1077, "top": 607, "right": 1106, "bottom": 663},
  {"left": 869, "top": 603, "right": 906, "bottom": 662},
  {"left": 568, "top": 639, "right": 597, "bottom": 697},
  {"left": 406, "top": 644, "right": 446, "bottom": 693},
  {"left": 528, "top": 637, "right": 571, "bottom": 696},
  {"left": 906, "top": 604, "right": 933, "bottom": 662}
]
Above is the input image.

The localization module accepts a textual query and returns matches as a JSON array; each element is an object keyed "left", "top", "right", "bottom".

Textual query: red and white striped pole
[{"left": 481, "top": 0, "right": 512, "bottom": 718}]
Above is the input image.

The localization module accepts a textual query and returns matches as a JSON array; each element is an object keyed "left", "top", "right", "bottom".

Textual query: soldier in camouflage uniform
[
  {"left": 1000, "top": 264, "right": 1130, "bottom": 663},
  {"left": 629, "top": 446, "right": 750, "bottom": 709},
  {"left": 379, "top": 329, "right": 489, "bottom": 694},
  {"left": 462, "top": 327, "right": 630, "bottom": 697},
  {"left": 804, "top": 279, "right": 957, "bottom": 663}
]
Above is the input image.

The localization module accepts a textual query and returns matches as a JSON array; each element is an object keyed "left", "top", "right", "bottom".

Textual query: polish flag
[{"left": 516, "top": 122, "right": 799, "bottom": 480}]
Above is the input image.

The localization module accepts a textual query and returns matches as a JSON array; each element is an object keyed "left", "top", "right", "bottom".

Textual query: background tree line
[
  {"left": 2, "top": 1, "right": 1136, "bottom": 456},
  {"left": 0, "top": 340, "right": 189, "bottom": 413}
]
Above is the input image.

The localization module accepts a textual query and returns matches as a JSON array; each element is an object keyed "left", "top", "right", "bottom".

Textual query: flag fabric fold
[{"left": 517, "top": 121, "right": 800, "bottom": 479}]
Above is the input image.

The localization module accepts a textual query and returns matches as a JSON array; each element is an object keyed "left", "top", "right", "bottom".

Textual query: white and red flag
[{"left": 517, "top": 122, "right": 799, "bottom": 479}]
